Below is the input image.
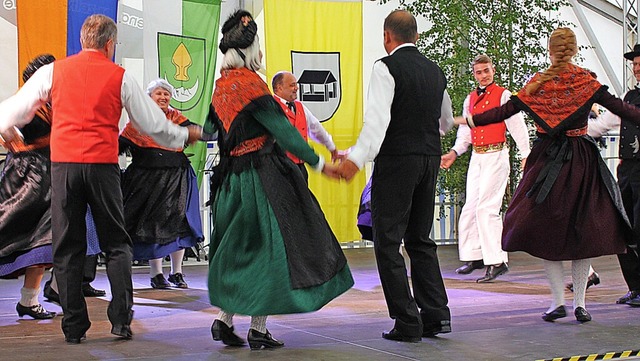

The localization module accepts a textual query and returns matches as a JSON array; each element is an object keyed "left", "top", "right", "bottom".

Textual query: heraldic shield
[
  {"left": 158, "top": 32, "right": 207, "bottom": 111},
  {"left": 291, "top": 51, "right": 342, "bottom": 122}
]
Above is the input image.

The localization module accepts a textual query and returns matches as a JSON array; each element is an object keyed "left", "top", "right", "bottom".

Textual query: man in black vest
[
  {"left": 615, "top": 44, "right": 640, "bottom": 306},
  {"left": 338, "top": 9, "right": 454, "bottom": 341}
]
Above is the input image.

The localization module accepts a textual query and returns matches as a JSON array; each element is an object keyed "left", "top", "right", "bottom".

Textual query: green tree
[{"left": 382, "top": 0, "right": 571, "bottom": 214}]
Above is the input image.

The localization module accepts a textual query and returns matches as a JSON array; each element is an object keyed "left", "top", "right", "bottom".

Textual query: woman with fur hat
[
  {"left": 456, "top": 27, "right": 640, "bottom": 323},
  {"left": 204, "top": 10, "right": 353, "bottom": 350}
]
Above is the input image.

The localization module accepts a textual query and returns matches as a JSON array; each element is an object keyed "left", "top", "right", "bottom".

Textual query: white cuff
[
  {"left": 311, "top": 155, "right": 325, "bottom": 172},
  {"left": 466, "top": 115, "right": 476, "bottom": 128}
]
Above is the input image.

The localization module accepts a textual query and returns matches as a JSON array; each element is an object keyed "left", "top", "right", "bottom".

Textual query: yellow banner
[{"left": 264, "top": 0, "right": 365, "bottom": 242}]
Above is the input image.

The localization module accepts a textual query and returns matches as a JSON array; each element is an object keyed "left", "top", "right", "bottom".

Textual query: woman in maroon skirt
[{"left": 456, "top": 27, "right": 640, "bottom": 323}]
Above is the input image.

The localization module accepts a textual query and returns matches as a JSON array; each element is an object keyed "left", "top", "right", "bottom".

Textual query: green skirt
[{"left": 208, "top": 168, "right": 353, "bottom": 316}]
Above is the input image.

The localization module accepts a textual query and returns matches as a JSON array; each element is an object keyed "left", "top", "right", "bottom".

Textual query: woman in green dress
[{"left": 204, "top": 10, "right": 354, "bottom": 350}]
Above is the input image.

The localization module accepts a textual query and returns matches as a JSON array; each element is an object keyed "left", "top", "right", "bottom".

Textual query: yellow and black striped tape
[{"left": 536, "top": 349, "right": 640, "bottom": 361}]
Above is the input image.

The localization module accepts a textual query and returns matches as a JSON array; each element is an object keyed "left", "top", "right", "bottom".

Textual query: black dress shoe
[
  {"left": 566, "top": 272, "right": 600, "bottom": 292},
  {"left": 65, "top": 334, "right": 87, "bottom": 344},
  {"left": 168, "top": 273, "right": 188, "bottom": 288},
  {"left": 422, "top": 320, "right": 451, "bottom": 337},
  {"left": 476, "top": 263, "right": 509, "bottom": 283},
  {"left": 150, "top": 274, "right": 170, "bottom": 289},
  {"left": 541, "top": 305, "right": 566, "bottom": 322},
  {"left": 574, "top": 307, "right": 592, "bottom": 322},
  {"left": 381, "top": 328, "right": 421, "bottom": 343},
  {"left": 616, "top": 290, "right": 640, "bottom": 304},
  {"left": 111, "top": 324, "right": 133, "bottom": 339},
  {"left": 627, "top": 294, "right": 640, "bottom": 307},
  {"left": 82, "top": 284, "right": 106, "bottom": 297},
  {"left": 211, "top": 319, "right": 245, "bottom": 346},
  {"left": 248, "top": 328, "right": 284, "bottom": 350},
  {"left": 43, "top": 281, "right": 60, "bottom": 304},
  {"left": 455, "top": 260, "right": 484, "bottom": 275},
  {"left": 16, "top": 303, "right": 56, "bottom": 319}
]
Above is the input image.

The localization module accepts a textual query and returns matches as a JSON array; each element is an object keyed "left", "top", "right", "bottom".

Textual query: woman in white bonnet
[{"left": 119, "top": 78, "right": 204, "bottom": 290}]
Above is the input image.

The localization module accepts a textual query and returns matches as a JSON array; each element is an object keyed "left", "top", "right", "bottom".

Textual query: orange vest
[
  {"left": 275, "top": 97, "right": 307, "bottom": 164},
  {"left": 469, "top": 83, "right": 507, "bottom": 146},
  {"left": 50, "top": 50, "right": 124, "bottom": 163}
]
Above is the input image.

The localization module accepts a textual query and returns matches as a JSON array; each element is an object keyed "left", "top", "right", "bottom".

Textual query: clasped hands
[{"left": 321, "top": 149, "right": 359, "bottom": 181}]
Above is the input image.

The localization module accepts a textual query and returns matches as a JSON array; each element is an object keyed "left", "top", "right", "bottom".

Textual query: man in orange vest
[
  {"left": 0, "top": 14, "right": 201, "bottom": 344},
  {"left": 441, "top": 54, "right": 530, "bottom": 283},
  {"left": 272, "top": 71, "right": 338, "bottom": 182}
]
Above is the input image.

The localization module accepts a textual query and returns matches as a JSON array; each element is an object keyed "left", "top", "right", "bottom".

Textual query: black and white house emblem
[{"left": 291, "top": 51, "right": 341, "bottom": 122}]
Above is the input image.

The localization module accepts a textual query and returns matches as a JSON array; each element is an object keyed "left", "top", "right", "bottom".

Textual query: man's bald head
[{"left": 383, "top": 10, "right": 418, "bottom": 44}]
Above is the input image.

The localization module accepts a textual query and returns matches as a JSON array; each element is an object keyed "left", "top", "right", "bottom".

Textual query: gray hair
[
  {"left": 146, "top": 78, "right": 175, "bottom": 97},
  {"left": 220, "top": 35, "right": 262, "bottom": 72},
  {"left": 80, "top": 14, "right": 117, "bottom": 50}
]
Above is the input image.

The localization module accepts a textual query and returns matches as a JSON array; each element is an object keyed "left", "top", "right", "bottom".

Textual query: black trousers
[
  {"left": 617, "top": 160, "right": 640, "bottom": 292},
  {"left": 51, "top": 163, "right": 133, "bottom": 339},
  {"left": 296, "top": 162, "right": 309, "bottom": 184},
  {"left": 83, "top": 254, "right": 98, "bottom": 286},
  {"left": 371, "top": 155, "right": 450, "bottom": 337}
]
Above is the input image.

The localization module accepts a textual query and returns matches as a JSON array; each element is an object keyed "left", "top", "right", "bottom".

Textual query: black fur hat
[
  {"left": 219, "top": 9, "right": 258, "bottom": 54},
  {"left": 23, "top": 54, "right": 56, "bottom": 82}
]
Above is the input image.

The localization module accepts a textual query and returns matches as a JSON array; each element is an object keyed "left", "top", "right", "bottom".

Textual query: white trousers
[{"left": 457, "top": 148, "right": 510, "bottom": 265}]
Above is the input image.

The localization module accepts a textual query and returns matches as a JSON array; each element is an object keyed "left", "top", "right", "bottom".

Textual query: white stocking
[
  {"left": 543, "top": 260, "right": 565, "bottom": 313},
  {"left": 250, "top": 315, "right": 268, "bottom": 334},
  {"left": 20, "top": 287, "right": 40, "bottom": 307},
  {"left": 170, "top": 249, "right": 185, "bottom": 274},
  {"left": 218, "top": 310, "right": 234, "bottom": 327},
  {"left": 571, "top": 258, "right": 591, "bottom": 309},
  {"left": 149, "top": 258, "right": 163, "bottom": 278}
]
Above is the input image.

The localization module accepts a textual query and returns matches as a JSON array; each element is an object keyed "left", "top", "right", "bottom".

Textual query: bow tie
[
  {"left": 476, "top": 87, "right": 486, "bottom": 96},
  {"left": 286, "top": 101, "right": 296, "bottom": 114}
]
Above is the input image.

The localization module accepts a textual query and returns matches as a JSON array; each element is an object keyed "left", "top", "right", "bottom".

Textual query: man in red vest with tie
[
  {"left": 272, "top": 71, "right": 338, "bottom": 182},
  {"left": 441, "top": 54, "right": 530, "bottom": 283},
  {"left": 0, "top": 14, "right": 201, "bottom": 344}
]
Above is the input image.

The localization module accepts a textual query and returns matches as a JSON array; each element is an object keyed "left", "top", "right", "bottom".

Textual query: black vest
[
  {"left": 377, "top": 46, "right": 446, "bottom": 157},
  {"left": 620, "top": 88, "right": 640, "bottom": 159}
]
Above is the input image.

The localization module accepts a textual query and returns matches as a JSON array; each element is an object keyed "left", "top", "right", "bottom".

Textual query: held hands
[
  {"left": 336, "top": 159, "right": 359, "bottom": 182},
  {"left": 186, "top": 125, "right": 203, "bottom": 145},
  {"left": 440, "top": 150, "right": 457, "bottom": 169},
  {"left": 453, "top": 116, "right": 467, "bottom": 126},
  {"left": 319, "top": 151, "right": 360, "bottom": 182}
]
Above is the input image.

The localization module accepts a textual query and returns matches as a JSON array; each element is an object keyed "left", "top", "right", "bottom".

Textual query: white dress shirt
[
  {"left": 0, "top": 61, "right": 188, "bottom": 149},
  {"left": 452, "top": 89, "right": 531, "bottom": 159},
  {"left": 347, "top": 43, "right": 454, "bottom": 169}
]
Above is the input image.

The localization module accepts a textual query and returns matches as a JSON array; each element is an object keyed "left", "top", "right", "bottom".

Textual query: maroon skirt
[{"left": 502, "top": 135, "right": 629, "bottom": 261}]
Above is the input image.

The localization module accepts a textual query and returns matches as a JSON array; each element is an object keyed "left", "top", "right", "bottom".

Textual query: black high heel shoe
[
  {"left": 16, "top": 303, "right": 56, "bottom": 319},
  {"left": 211, "top": 319, "right": 245, "bottom": 346},
  {"left": 541, "top": 305, "right": 566, "bottom": 322},
  {"left": 248, "top": 329, "right": 284, "bottom": 350}
]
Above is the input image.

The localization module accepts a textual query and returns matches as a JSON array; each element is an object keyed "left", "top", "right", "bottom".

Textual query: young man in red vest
[
  {"left": 441, "top": 54, "right": 530, "bottom": 282},
  {"left": 0, "top": 14, "right": 201, "bottom": 343},
  {"left": 272, "top": 71, "right": 338, "bottom": 182}
]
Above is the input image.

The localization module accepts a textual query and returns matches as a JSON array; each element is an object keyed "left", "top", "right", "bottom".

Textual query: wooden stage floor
[{"left": 1, "top": 245, "right": 640, "bottom": 360}]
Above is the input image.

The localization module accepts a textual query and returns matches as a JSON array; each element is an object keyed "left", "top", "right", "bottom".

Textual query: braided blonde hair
[{"left": 525, "top": 27, "right": 578, "bottom": 95}]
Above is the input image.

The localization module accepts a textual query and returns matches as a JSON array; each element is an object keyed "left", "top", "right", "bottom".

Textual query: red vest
[
  {"left": 469, "top": 83, "right": 507, "bottom": 146},
  {"left": 50, "top": 50, "right": 124, "bottom": 163},
  {"left": 275, "top": 97, "right": 307, "bottom": 164}
]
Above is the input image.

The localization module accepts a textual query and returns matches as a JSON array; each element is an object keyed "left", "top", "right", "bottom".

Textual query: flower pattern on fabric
[
  {"left": 515, "top": 64, "right": 602, "bottom": 131},
  {"left": 212, "top": 68, "right": 272, "bottom": 133}
]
